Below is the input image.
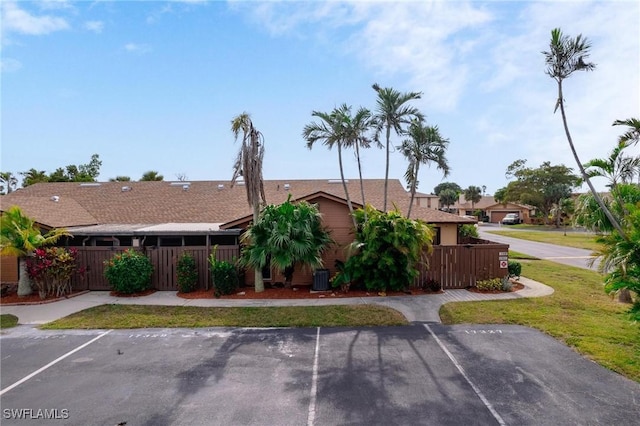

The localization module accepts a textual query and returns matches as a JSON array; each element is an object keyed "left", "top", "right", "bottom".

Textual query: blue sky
[{"left": 2, "top": 0, "right": 639, "bottom": 195}]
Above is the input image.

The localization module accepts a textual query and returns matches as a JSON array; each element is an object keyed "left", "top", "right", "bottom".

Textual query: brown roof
[
  {"left": 3, "top": 179, "right": 470, "bottom": 226},
  {"left": 0, "top": 196, "right": 98, "bottom": 228}
]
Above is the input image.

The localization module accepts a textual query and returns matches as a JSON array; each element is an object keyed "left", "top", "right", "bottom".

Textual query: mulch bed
[
  {"left": 0, "top": 290, "right": 90, "bottom": 306},
  {"left": 467, "top": 281, "right": 525, "bottom": 294}
]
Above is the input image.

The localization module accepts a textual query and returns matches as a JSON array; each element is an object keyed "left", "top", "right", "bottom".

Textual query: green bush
[
  {"left": 501, "top": 276, "right": 513, "bottom": 291},
  {"left": 104, "top": 249, "right": 153, "bottom": 294},
  {"left": 508, "top": 261, "right": 522, "bottom": 279},
  {"left": 459, "top": 224, "right": 479, "bottom": 239},
  {"left": 177, "top": 252, "right": 198, "bottom": 293},
  {"left": 476, "top": 278, "right": 503, "bottom": 291},
  {"left": 209, "top": 253, "right": 239, "bottom": 298}
]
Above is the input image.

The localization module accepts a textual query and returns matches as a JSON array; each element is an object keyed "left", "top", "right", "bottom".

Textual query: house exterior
[
  {"left": 453, "top": 195, "right": 534, "bottom": 223},
  {"left": 1, "top": 179, "right": 490, "bottom": 289}
]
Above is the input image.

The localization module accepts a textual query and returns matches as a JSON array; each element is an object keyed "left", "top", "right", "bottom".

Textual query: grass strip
[
  {"left": 0, "top": 314, "right": 19, "bottom": 329},
  {"left": 440, "top": 259, "right": 640, "bottom": 383},
  {"left": 41, "top": 304, "right": 408, "bottom": 329},
  {"left": 485, "top": 229, "right": 601, "bottom": 251}
]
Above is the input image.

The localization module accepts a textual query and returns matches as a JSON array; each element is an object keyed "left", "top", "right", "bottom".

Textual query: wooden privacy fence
[
  {"left": 417, "top": 244, "right": 509, "bottom": 289},
  {"left": 71, "top": 246, "right": 240, "bottom": 291}
]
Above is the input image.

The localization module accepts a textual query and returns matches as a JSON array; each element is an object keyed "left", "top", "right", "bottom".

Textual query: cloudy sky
[{"left": 2, "top": 0, "right": 638, "bottom": 195}]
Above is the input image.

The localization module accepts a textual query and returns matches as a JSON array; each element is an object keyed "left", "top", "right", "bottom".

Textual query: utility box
[{"left": 312, "top": 269, "right": 330, "bottom": 291}]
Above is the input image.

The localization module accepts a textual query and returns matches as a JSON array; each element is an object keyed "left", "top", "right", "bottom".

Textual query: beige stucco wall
[{"left": 438, "top": 223, "right": 459, "bottom": 245}]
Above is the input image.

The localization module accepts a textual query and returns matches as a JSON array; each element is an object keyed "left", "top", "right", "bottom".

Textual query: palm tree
[
  {"left": 109, "top": 176, "right": 132, "bottom": 182},
  {"left": 372, "top": 83, "right": 423, "bottom": 211},
  {"left": 20, "top": 169, "right": 48, "bottom": 187},
  {"left": 231, "top": 112, "right": 267, "bottom": 293},
  {"left": 0, "top": 206, "right": 69, "bottom": 296},
  {"left": 584, "top": 139, "right": 640, "bottom": 188},
  {"left": 463, "top": 186, "right": 483, "bottom": 215},
  {"left": 0, "top": 172, "right": 18, "bottom": 194},
  {"left": 399, "top": 120, "right": 450, "bottom": 218},
  {"left": 613, "top": 118, "right": 640, "bottom": 146},
  {"left": 543, "top": 28, "right": 626, "bottom": 239},
  {"left": 140, "top": 171, "right": 164, "bottom": 181},
  {"left": 303, "top": 107, "right": 357, "bottom": 228},
  {"left": 240, "top": 195, "right": 333, "bottom": 288}
]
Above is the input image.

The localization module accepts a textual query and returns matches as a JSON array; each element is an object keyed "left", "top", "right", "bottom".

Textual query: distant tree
[
  {"left": 372, "top": 83, "right": 423, "bottom": 211},
  {"left": 21, "top": 169, "right": 49, "bottom": 187},
  {"left": 0, "top": 172, "right": 18, "bottom": 194},
  {"left": 140, "top": 171, "right": 164, "bottom": 181},
  {"left": 494, "top": 187, "right": 508, "bottom": 205},
  {"left": 399, "top": 120, "right": 450, "bottom": 218},
  {"left": 231, "top": 112, "right": 266, "bottom": 293},
  {"left": 551, "top": 197, "right": 575, "bottom": 233},
  {"left": 45, "top": 154, "right": 102, "bottom": 183},
  {"left": 175, "top": 173, "right": 189, "bottom": 182},
  {"left": 109, "top": 176, "right": 131, "bottom": 182},
  {"left": 463, "top": 186, "right": 483, "bottom": 213},
  {"left": 433, "top": 182, "right": 462, "bottom": 196},
  {"left": 439, "top": 188, "right": 458, "bottom": 211}
]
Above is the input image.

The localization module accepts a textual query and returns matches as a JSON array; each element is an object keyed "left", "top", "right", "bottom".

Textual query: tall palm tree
[
  {"left": 0, "top": 172, "right": 18, "bottom": 194},
  {"left": 0, "top": 206, "right": 69, "bottom": 296},
  {"left": 463, "top": 186, "right": 483, "bottom": 214},
  {"left": 399, "top": 120, "right": 450, "bottom": 218},
  {"left": 614, "top": 118, "right": 640, "bottom": 146},
  {"left": 584, "top": 139, "right": 640, "bottom": 188},
  {"left": 303, "top": 107, "right": 357, "bottom": 228},
  {"left": 543, "top": 28, "right": 626, "bottom": 239},
  {"left": 231, "top": 112, "right": 267, "bottom": 293},
  {"left": 372, "top": 83, "right": 423, "bottom": 211}
]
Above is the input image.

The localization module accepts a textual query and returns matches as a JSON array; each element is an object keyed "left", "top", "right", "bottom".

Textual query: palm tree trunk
[
  {"left": 338, "top": 144, "right": 357, "bottom": 229},
  {"left": 17, "top": 257, "right": 33, "bottom": 297},
  {"left": 383, "top": 126, "right": 391, "bottom": 212},
  {"left": 557, "top": 82, "right": 627, "bottom": 239},
  {"left": 252, "top": 203, "right": 264, "bottom": 293},
  {"left": 354, "top": 141, "right": 367, "bottom": 221},
  {"left": 407, "top": 163, "right": 419, "bottom": 219}
]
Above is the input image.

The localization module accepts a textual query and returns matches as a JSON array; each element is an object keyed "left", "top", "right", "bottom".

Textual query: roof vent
[
  {"left": 50, "top": 195, "right": 60, "bottom": 202},
  {"left": 170, "top": 182, "right": 191, "bottom": 186},
  {"left": 283, "top": 183, "right": 291, "bottom": 190},
  {"left": 182, "top": 184, "right": 190, "bottom": 191},
  {"left": 121, "top": 186, "right": 132, "bottom": 192},
  {"left": 328, "top": 179, "right": 347, "bottom": 184},
  {"left": 217, "top": 184, "right": 224, "bottom": 190},
  {"left": 79, "top": 183, "right": 101, "bottom": 187}
]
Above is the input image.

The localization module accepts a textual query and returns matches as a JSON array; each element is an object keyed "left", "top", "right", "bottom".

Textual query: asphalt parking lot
[{"left": 1, "top": 324, "right": 639, "bottom": 426}]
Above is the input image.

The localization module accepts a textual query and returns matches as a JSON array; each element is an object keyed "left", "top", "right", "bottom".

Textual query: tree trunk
[
  {"left": 355, "top": 141, "right": 367, "bottom": 221},
  {"left": 617, "top": 288, "right": 633, "bottom": 304},
  {"left": 17, "top": 257, "right": 33, "bottom": 297},
  {"left": 337, "top": 143, "right": 357, "bottom": 229},
  {"left": 253, "top": 203, "right": 264, "bottom": 293},
  {"left": 383, "top": 126, "right": 391, "bottom": 212}
]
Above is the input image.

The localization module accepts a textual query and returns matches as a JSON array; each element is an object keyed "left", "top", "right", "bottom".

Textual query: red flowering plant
[{"left": 26, "top": 247, "right": 79, "bottom": 299}]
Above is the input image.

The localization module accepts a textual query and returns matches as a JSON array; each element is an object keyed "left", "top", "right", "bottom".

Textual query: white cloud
[
  {"left": 1, "top": 1, "right": 69, "bottom": 35},
  {"left": 124, "top": 43, "right": 152, "bottom": 54},
  {"left": 0, "top": 58, "right": 22, "bottom": 73},
  {"left": 84, "top": 20, "right": 104, "bottom": 34}
]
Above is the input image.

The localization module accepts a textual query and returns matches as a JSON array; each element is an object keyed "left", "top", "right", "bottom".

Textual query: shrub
[
  {"left": 209, "top": 252, "right": 239, "bottom": 297},
  {"left": 425, "top": 278, "right": 442, "bottom": 292},
  {"left": 459, "top": 224, "right": 479, "bottom": 239},
  {"left": 104, "top": 249, "right": 153, "bottom": 294},
  {"left": 177, "top": 252, "right": 198, "bottom": 293},
  {"left": 476, "top": 278, "right": 503, "bottom": 291},
  {"left": 26, "top": 247, "right": 79, "bottom": 299},
  {"left": 508, "top": 261, "right": 522, "bottom": 279},
  {"left": 501, "top": 276, "right": 513, "bottom": 291}
]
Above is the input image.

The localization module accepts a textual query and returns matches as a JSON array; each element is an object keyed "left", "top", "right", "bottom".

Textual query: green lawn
[
  {"left": 440, "top": 260, "right": 640, "bottom": 382},
  {"left": 41, "top": 304, "right": 409, "bottom": 329},
  {"left": 0, "top": 314, "right": 19, "bottom": 329},
  {"left": 485, "top": 229, "right": 602, "bottom": 251}
]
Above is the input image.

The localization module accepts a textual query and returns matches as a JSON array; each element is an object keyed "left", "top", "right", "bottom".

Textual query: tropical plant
[
  {"left": 177, "top": 252, "right": 198, "bottom": 293},
  {"left": 231, "top": 112, "right": 267, "bottom": 292},
  {"left": 439, "top": 188, "right": 458, "bottom": 211},
  {"left": 459, "top": 224, "right": 479, "bottom": 240},
  {"left": 0, "top": 172, "right": 18, "bottom": 194},
  {"left": 584, "top": 139, "right": 640, "bottom": 188},
  {"left": 208, "top": 250, "right": 239, "bottom": 297},
  {"left": 543, "top": 28, "right": 625, "bottom": 238},
  {"left": 613, "top": 118, "right": 640, "bottom": 146},
  {"left": 26, "top": 247, "right": 78, "bottom": 299},
  {"left": 140, "top": 171, "right": 164, "bottom": 181},
  {"left": 340, "top": 205, "right": 434, "bottom": 292},
  {"left": 399, "top": 120, "right": 450, "bottom": 218},
  {"left": 239, "top": 195, "right": 333, "bottom": 288},
  {"left": 0, "top": 206, "right": 70, "bottom": 296},
  {"left": 372, "top": 83, "right": 423, "bottom": 211},
  {"left": 551, "top": 197, "right": 575, "bottom": 234},
  {"left": 109, "top": 176, "right": 132, "bottom": 182},
  {"left": 463, "top": 186, "right": 482, "bottom": 213},
  {"left": 20, "top": 168, "right": 48, "bottom": 187},
  {"left": 303, "top": 106, "right": 358, "bottom": 227},
  {"left": 103, "top": 249, "right": 153, "bottom": 294}
]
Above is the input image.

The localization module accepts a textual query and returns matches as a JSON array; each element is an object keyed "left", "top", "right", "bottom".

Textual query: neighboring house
[
  {"left": 413, "top": 192, "right": 441, "bottom": 211},
  {"left": 453, "top": 195, "right": 498, "bottom": 220},
  {"left": 1, "top": 179, "right": 489, "bottom": 289},
  {"left": 453, "top": 195, "right": 534, "bottom": 224}
]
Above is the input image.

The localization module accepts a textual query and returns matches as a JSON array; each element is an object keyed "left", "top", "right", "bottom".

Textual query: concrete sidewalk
[{"left": 0, "top": 277, "right": 553, "bottom": 325}]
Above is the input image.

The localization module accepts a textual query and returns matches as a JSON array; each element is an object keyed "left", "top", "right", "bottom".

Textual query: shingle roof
[
  {"left": 0, "top": 196, "right": 98, "bottom": 228},
  {"left": 4, "top": 179, "right": 471, "bottom": 226}
]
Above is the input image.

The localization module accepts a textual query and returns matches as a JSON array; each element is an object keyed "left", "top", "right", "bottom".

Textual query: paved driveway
[{"left": 2, "top": 324, "right": 638, "bottom": 425}]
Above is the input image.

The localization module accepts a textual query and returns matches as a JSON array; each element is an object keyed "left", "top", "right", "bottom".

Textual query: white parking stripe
[
  {"left": 0, "top": 330, "right": 112, "bottom": 396},
  {"left": 307, "top": 327, "right": 321, "bottom": 426},
  {"left": 423, "top": 324, "right": 506, "bottom": 426}
]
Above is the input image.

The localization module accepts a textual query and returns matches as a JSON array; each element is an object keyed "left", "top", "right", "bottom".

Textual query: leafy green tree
[
  {"left": 399, "top": 120, "right": 450, "bottom": 218},
  {"left": 372, "top": 83, "right": 423, "bottom": 211},
  {"left": 231, "top": 112, "right": 267, "bottom": 292},
  {"left": 543, "top": 28, "right": 626, "bottom": 238},
  {"left": 20, "top": 169, "right": 48, "bottom": 187},
  {"left": 433, "top": 182, "right": 462, "bottom": 196},
  {"left": 48, "top": 154, "right": 102, "bottom": 182},
  {"left": 494, "top": 187, "right": 507, "bottom": 205},
  {"left": 551, "top": 197, "right": 575, "bottom": 233},
  {"left": 239, "top": 195, "right": 333, "bottom": 288},
  {"left": 0, "top": 206, "right": 69, "bottom": 296},
  {"left": 140, "top": 171, "right": 164, "bottom": 181},
  {"left": 463, "top": 185, "right": 482, "bottom": 213},
  {"left": 502, "top": 160, "right": 579, "bottom": 223},
  {"left": 339, "top": 205, "right": 434, "bottom": 292},
  {"left": 109, "top": 176, "right": 132, "bottom": 182},
  {"left": 0, "top": 172, "right": 18, "bottom": 194},
  {"left": 439, "top": 188, "right": 458, "bottom": 211},
  {"left": 303, "top": 106, "right": 357, "bottom": 227}
]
